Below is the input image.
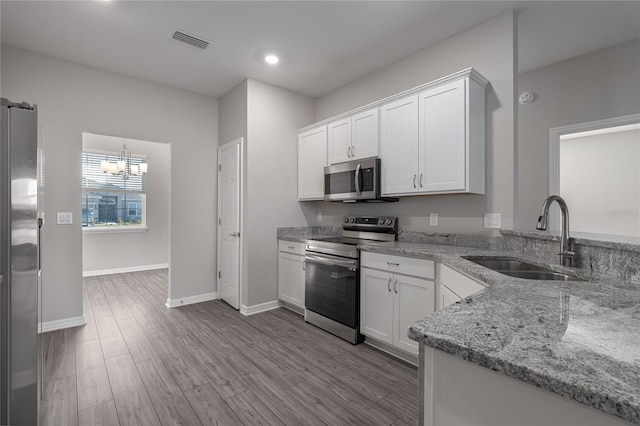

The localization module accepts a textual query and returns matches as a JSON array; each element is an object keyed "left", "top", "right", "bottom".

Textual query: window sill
[{"left": 83, "top": 226, "right": 148, "bottom": 234}]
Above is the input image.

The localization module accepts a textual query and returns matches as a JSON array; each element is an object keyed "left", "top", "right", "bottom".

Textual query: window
[{"left": 82, "top": 151, "right": 147, "bottom": 230}]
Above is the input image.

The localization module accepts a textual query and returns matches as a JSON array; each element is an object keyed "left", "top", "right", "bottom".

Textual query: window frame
[{"left": 82, "top": 149, "right": 148, "bottom": 234}]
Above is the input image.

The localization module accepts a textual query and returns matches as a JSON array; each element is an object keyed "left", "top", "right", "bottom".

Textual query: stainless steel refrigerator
[{"left": 1, "top": 98, "right": 41, "bottom": 425}]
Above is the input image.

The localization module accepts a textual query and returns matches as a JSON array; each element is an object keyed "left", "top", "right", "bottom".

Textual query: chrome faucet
[{"left": 536, "top": 195, "right": 577, "bottom": 267}]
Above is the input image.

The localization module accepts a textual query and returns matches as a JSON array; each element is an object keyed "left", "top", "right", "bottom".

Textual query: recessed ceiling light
[{"left": 265, "top": 55, "right": 279, "bottom": 65}]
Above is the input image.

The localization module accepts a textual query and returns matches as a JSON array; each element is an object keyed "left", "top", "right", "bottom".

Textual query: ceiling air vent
[{"left": 170, "top": 30, "right": 210, "bottom": 50}]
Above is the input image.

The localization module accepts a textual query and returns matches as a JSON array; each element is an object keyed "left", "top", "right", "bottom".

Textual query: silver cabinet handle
[
  {"left": 230, "top": 232, "right": 240, "bottom": 237},
  {"left": 419, "top": 173, "right": 423, "bottom": 188},
  {"left": 387, "top": 277, "right": 392, "bottom": 292},
  {"left": 288, "top": 245, "right": 295, "bottom": 250},
  {"left": 387, "top": 261, "right": 400, "bottom": 267},
  {"left": 302, "top": 261, "right": 306, "bottom": 271},
  {"left": 413, "top": 174, "right": 417, "bottom": 188},
  {"left": 350, "top": 146, "right": 355, "bottom": 158},
  {"left": 347, "top": 146, "right": 351, "bottom": 158},
  {"left": 394, "top": 279, "right": 398, "bottom": 294}
]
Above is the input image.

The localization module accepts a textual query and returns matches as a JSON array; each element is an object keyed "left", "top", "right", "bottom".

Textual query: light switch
[
  {"left": 57, "top": 212, "right": 73, "bottom": 225},
  {"left": 429, "top": 213, "right": 438, "bottom": 226}
]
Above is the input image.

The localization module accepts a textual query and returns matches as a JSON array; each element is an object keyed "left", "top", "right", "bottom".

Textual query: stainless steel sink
[{"left": 464, "top": 257, "right": 583, "bottom": 281}]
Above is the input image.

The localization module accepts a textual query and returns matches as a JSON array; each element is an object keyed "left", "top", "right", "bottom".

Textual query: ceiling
[{"left": 1, "top": 1, "right": 638, "bottom": 99}]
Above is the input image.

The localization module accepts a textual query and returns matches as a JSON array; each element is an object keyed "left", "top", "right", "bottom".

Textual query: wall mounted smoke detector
[{"left": 519, "top": 91, "right": 535, "bottom": 105}]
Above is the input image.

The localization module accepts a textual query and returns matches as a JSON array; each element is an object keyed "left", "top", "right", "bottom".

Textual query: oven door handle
[{"left": 305, "top": 254, "right": 358, "bottom": 270}]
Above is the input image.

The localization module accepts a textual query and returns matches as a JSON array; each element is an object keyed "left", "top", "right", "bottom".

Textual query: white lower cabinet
[
  {"left": 278, "top": 241, "right": 305, "bottom": 310},
  {"left": 361, "top": 268, "right": 394, "bottom": 343},
  {"left": 361, "top": 252, "right": 435, "bottom": 355}
]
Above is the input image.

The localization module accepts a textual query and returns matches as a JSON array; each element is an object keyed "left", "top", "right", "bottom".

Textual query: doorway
[
  {"left": 80, "top": 132, "right": 171, "bottom": 296},
  {"left": 217, "top": 138, "right": 243, "bottom": 309}
]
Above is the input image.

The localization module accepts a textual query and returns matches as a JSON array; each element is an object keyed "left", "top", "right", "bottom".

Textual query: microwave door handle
[{"left": 355, "top": 163, "right": 361, "bottom": 196}]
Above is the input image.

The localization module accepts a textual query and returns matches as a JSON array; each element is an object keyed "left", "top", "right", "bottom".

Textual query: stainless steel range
[{"left": 304, "top": 216, "right": 398, "bottom": 344}]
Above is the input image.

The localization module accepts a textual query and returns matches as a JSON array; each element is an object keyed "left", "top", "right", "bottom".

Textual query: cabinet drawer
[
  {"left": 278, "top": 240, "right": 305, "bottom": 256},
  {"left": 361, "top": 251, "right": 435, "bottom": 279},
  {"left": 439, "top": 264, "right": 485, "bottom": 299}
]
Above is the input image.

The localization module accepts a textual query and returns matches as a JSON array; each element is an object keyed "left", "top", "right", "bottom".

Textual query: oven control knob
[
  {"left": 378, "top": 219, "right": 384, "bottom": 225},
  {"left": 386, "top": 219, "right": 392, "bottom": 225},
  {"left": 350, "top": 218, "right": 356, "bottom": 223},
  {"left": 344, "top": 218, "right": 349, "bottom": 223}
]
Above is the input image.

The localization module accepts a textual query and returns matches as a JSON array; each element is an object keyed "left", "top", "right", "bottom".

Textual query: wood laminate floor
[{"left": 40, "top": 270, "right": 418, "bottom": 425}]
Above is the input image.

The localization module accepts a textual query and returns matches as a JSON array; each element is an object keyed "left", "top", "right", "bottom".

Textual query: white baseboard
[
  {"left": 83, "top": 263, "right": 169, "bottom": 277},
  {"left": 240, "top": 300, "right": 281, "bottom": 316},
  {"left": 165, "top": 292, "right": 218, "bottom": 308},
  {"left": 38, "top": 315, "right": 87, "bottom": 333}
]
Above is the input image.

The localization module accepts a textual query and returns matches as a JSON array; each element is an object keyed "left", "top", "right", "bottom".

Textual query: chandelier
[{"left": 100, "top": 144, "right": 147, "bottom": 180}]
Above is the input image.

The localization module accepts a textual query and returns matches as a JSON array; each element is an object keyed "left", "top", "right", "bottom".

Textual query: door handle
[
  {"left": 413, "top": 174, "right": 417, "bottom": 188},
  {"left": 355, "top": 163, "right": 361, "bottom": 196},
  {"left": 302, "top": 261, "right": 306, "bottom": 271},
  {"left": 387, "top": 277, "right": 392, "bottom": 292},
  {"left": 347, "top": 146, "right": 351, "bottom": 158},
  {"left": 419, "top": 173, "right": 423, "bottom": 188},
  {"left": 394, "top": 279, "right": 398, "bottom": 294},
  {"left": 229, "top": 232, "right": 240, "bottom": 237}
]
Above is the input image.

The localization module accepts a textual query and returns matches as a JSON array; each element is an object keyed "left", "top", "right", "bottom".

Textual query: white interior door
[{"left": 217, "top": 138, "right": 242, "bottom": 309}]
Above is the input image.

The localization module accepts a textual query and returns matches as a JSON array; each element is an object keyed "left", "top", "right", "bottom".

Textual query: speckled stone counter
[
  {"left": 276, "top": 226, "right": 340, "bottom": 244},
  {"left": 362, "top": 241, "right": 640, "bottom": 424}
]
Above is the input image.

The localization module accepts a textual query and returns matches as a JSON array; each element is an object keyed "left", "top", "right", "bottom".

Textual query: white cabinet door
[
  {"left": 327, "top": 117, "right": 352, "bottom": 164},
  {"left": 380, "top": 95, "right": 419, "bottom": 195},
  {"left": 419, "top": 79, "right": 466, "bottom": 192},
  {"left": 394, "top": 275, "right": 435, "bottom": 354},
  {"left": 278, "top": 252, "right": 305, "bottom": 309},
  {"left": 351, "top": 108, "right": 379, "bottom": 160},
  {"left": 439, "top": 283, "right": 461, "bottom": 310},
  {"left": 361, "top": 267, "right": 394, "bottom": 344},
  {"left": 298, "top": 126, "right": 327, "bottom": 200}
]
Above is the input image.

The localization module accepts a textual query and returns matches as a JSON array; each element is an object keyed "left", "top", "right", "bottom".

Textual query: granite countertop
[
  {"left": 358, "top": 241, "right": 640, "bottom": 424},
  {"left": 276, "top": 228, "right": 640, "bottom": 422}
]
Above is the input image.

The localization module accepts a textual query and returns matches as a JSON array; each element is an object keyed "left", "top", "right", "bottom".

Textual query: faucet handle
[{"left": 559, "top": 250, "right": 578, "bottom": 259}]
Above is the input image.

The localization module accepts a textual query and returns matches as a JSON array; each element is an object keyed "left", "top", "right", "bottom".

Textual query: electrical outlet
[
  {"left": 57, "top": 212, "right": 73, "bottom": 225},
  {"left": 484, "top": 213, "right": 502, "bottom": 229},
  {"left": 317, "top": 211, "right": 323, "bottom": 222},
  {"left": 429, "top": 213, "right": 438, "bottom": 226}
]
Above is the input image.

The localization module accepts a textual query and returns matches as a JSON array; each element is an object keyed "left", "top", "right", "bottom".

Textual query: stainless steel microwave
[{"left": 323, "top": 157, "right": 398, "bottom": 202}]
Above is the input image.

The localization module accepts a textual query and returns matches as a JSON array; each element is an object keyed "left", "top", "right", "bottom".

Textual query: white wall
[
  {"left": 245, "top": 79, "right": 315, "bottom": 306},
  {"left": 219, "top": 80, "right": 247, "bottom": 147},
  {"left": 217, "top": 78, "right": 315, "bottom": 308},
  {"left": 310, "top": 11, "right": 517, "bottom": 234},
  {"left": 1, "top": 46, "right": 218, "bottom": 323},
  {"left": 82, "top": 132, "right": 170, "bottom": 274},
  {"left": 517, "top": 38, "right": 640, "bottom": 230}
]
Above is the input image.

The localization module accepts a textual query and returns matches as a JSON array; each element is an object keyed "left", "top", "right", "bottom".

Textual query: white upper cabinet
[
  {"left": 419, "top": 79, "right": 466, "bottom": 192},
  {"left": 380, "top": 95, "right": 419, "bottom": 195},
  {"left": 351, "top": 108, "right": 379, "bottom": 160},
  {"left": 380, "top": 69, "right": 487, "bottom": 196},
  {"left": 327, "top": 117, "right": 352, "bottom": 164},
  {"left": 297, "top": 125, "right": 327, "bottom": 200},
  {"left": 328, "top": 108, "right": 379, "bottom": 164},
  {"left": 299, "top": 68, "right": 487, "bottom": 198}
]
